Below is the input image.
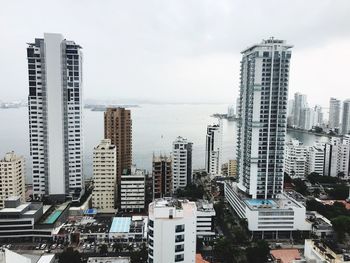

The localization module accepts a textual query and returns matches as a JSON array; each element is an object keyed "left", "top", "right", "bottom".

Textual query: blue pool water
[{"left": 246, "top": 199, "right": 275, "bottom": 206}]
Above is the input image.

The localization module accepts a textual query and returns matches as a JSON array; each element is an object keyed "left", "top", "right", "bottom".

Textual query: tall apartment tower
[
  {"left": 236, "top": 38, "right": 292, "bottom": 199},
  {"left": 341, "top": 99, "right": 350, "bottom": 135},
  {"left": 152, "top": 154, "right": 172, "bottom": 199},
  {"left": 104, "top": 108, "right": 132, "bottom": 181},
  {"left": 148, "top": 198, "right": 197, "bottom": 263},
  {"left": 172, "top": 137, "right": 193, "bottom": 191},
  {"left": 329, "top": 97, "right": 341, "bottom": 131},
  {"left": 205, "top": 123, "right": 222, "bottom": 176},
  {"left": 0, "top": 152, "right": 26, "bottom": 208},
  {"left": 284, "top": 139, "right": 308, "bottom": 178},
  {"left": 307, "top": 143, "right": 325, "bottom": 175},
  {"left": 324, "top": 137, "right": 350, "bottom": 178},
  {"left": 92, "top": 139, "right": 117, "bottom": 212},
  {"left": 27, "top": 33, "right": 83, "bottom": 200},
  {"left": 293, "top": 92, "right": 307, "bottom": 128}
]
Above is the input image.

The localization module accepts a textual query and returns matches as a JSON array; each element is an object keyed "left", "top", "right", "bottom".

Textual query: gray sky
[{"left": 1, "top": 0, "right": 350, "bottom": 106}]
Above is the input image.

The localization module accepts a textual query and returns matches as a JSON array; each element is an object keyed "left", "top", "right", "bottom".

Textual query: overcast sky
[{"left": 1, "top": 0, "right": 350, "bottom": 106}]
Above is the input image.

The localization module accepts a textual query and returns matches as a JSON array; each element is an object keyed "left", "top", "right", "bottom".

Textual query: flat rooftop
[
  {"left": 110, "top": 217, "right": 131, "bottom": 233},
  {"left": 0, "top": 203, "right": 30, "bottom": 213}
]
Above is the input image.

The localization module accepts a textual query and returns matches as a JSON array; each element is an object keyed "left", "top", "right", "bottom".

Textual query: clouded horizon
[{"left": 1, "top": 0, "right": 350, "bottom": 107}]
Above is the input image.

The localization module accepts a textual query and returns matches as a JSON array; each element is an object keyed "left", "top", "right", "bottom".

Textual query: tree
[
  {"left": 245, "top": 240, "right": 270, "bottom": 263},
  {"left": 99, "top": 244, "right": 108, "bottom": 255},
  {"left": 112, "top": 242, "right": 123, "bottom": 252},
  {"left": 58, "top": 247, "right": 82, "bottom": 263},
  {"left": 130, "top": 243, "right": 148, "bottom": 263},
  {"left": 327, "top": 184, "right": 349, "bottom": 200},
  {"left": 213, "top": 237, "right": 235, "bottom": 263},
  {"left": 331, "top": 216, "right": 350, "bottom": 242},
  {"left": 293, "top": 179, "right": 308, "bottom": 195}
]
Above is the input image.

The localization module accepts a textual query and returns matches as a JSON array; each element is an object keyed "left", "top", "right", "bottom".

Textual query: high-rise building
[
  {"left": 300, "top": 107, "right": 315, "bottom": 131},
  {"left": 329, "top": 97, "right": 341, "bottom": 131},
  {"left": 92, "top": 139, "right": 117, "bottom": 212},
  {"left": 0, "top": 152, "right": 25, "bottom": 208},
  {"left": 120, "top": 166, "right": 145, "bottom": 212},
  {"left": 284, "top": 139, "right": 308, "bottom": 178},
  {"left": 205, "top": 123, "right": 222, "bottom": 176},
  {"left": 228, "top": 159, "right": 237, "bottom": 177},
  {"left": 314, "top": 105, "right": 324, "bottom": 127},
  {"left": 148, "top": 198, "right": 197, "bottom": 263},
  {"left": 293, "top": 92, "right": 307, "bottom": 128},
  {"left": 341, "top": 99, "right": 350, "bottom": 135},
  {"left": 306, "top": 144, "right": 325, "bottom": 175},
  {"left": 152, "top": 154, "right": 172, "bottom": 199},
  {"left": 27, "top": 33, "right": 83, "bottom": 200},
  {"left": 104, "top": 108, "right": 132, "bottom": 182},
  {"left": 236, "top": 38, "right": 292, "bottom": 199},
  {"left": 172, "top": 137, "right": 193, "bottom": 191},
  {"left": 225, "top": 38, "right": 308, "bottom": 237}
]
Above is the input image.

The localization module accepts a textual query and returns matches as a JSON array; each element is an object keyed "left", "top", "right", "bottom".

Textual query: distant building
[
  {"left": 228, "top": 160, "right": 237, "bottom": 177},
  {"left": 0, "top": 152, "right": 25, "bottom": 208},
  {"left": 293, "top": 93, "right": 307, "bottom": 128},
  {"left": 304, "top": 239, "right": 350, "bottom": 262},
  {"left": 92, "top": 139, "right": 117, "bottom": 212},
  {"left": 148, "top": 198, "right": 197, "bottom": 263},
  {"left": 120, "top": 166, "right": 145, "bottom": 212},
  {"left": 306, "top": 144, "right": 325, "bottom": 175},
  {"left": 284, "top": 139, "right": 308, "bottom": 178},
  {"left": 314, "top": 105, "right": 324, "bottom": 127},
  {"left": 152, "top": 154, "right": 172, "bottom": 199},
  {"left": 172, "top": 137, "right": 193, "bottom": 191},
  {"left": 341, "top": 99, "right": 350, "bottom": 135},
  {"left": 205, "top": 123, "right": 222, "bottom": 176},
  {"left": 27, "top": 33, "right": 84, "bottom": 200},
  {"left": 196, "top": 200, "right": 216, "bottom": 240},
  {"left": 300, "top": 107, "right": 315, "bottom": 131},
  {"left": 104, "top": 108, "right": 132, "bottom": 182},
  {"left": 329, "top": 97, "right": 341, "bottom": 131}
]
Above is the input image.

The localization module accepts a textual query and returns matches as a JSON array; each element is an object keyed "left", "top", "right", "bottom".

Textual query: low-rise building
[
  {"left": 87, "top": 257, "right": 130, "bottom": 263},
  {"left": 225, "top": 182, "right": 310, "bottom": 239},
  {"left": 306, "top": 211, "right": 334, "bottom": 239},
  {"left": 196, "top": 200, "right": 216, "bottom": 240},
  {"left": 120, "top": 166, "right": 145, "bottom": 212},
  {"left": 304, "top": 239, "right": 350, "bottom": 262}
]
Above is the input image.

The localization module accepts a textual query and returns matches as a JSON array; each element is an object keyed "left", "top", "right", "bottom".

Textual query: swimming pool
[
  {"left": 245, "top": 199, "right": 275, "bottom": 206},
  {"left": 43, "top": 210, "right": 62, "bottom": 224}
]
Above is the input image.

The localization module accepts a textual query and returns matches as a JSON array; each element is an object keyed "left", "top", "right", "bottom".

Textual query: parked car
[
  {"left": 50, "top": 244, "right": 57, "bottom": 250},
  {"left": 40, "top": 244, "right": 47, "bottom": 250},
  {"left": 35, "top": 244, "right": 41, "bottom": 250}
]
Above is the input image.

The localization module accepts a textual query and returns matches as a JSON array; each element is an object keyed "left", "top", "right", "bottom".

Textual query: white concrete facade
[
  {"left": 172, "top": 137, "right": 193, "bottom": 191},
  {"left": 324, "top": 136, "right": 350, "bottom": 178},
  {"left": 196, "top": 200, "right": 216, "bottom": 239},
  {"left": 27, "top": 33, "right": 83, "bottom": 199},
  {"left": 148, "top": 198, "right": 197, "bottom": 263},
  {"left": 236, "top": 38, "right": 292, "bottom": 199},
  {"left": 92, "top": 139, "right": 117, "bottom": 212},
  {"left": 306, "top": 144, "right": 325, "bottom": 175},
  {"left": 120, "top": 166, "right": 145, "bottom": 211},
  {"left": 0, "top": 152, "right": 25, "bottom": 208},
  {"left": 205, "top": 123, "right": 222, "bottom": 177},
  {"left": 342, "top": 99, "right": 350, "bottom": 135},
  {"left": 284, "top": 139, "right": 308, "bottom": 178}
]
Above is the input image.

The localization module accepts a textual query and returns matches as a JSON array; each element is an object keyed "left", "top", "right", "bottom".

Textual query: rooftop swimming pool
[
  {"left": 245, "top": 199, "right": 275, "bottom": 206},
  {"left": 43, "top": 210, "right": 63, "bottom": 224}
]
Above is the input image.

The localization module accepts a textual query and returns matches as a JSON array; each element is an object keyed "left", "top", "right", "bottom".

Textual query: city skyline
[{"left": 1, "top": 1, "right": 350, "bottom": 106}]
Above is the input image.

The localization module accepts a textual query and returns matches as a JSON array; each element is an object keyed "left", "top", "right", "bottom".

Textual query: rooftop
[
  {"left": 87, "top": 257, "right": 130, "bottom": 263},
  {"left": 270, "top": 249, "right": 301, "bottom": 263},
  {"left": 109, "top": 217, "right": 131, "bottom": 233}
]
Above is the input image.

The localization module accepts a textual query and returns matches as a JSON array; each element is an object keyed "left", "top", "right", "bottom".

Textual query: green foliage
[
  {"left": 99, "top": 244, "right": 108, "bottom": 255},
  {"left": 130, "top": 243, "right": 148, "bottom": 263},
  {"left": 307, "top": 173, "right": 340, "bottom": 184},
  {"left": 327, "top": 184, "right": 349, "bottom": 200},
  {"left": 306, "top": 199, "right": 350, "bottom": 220},
  {"left": 175, "top": 183, "right": 204, "bottom": 200},
  {"left": 245, "top": 240, "right": 270, "bottom": 263},
  {"left": 213, "top": 237, "right": 235, "bottom": 263},
  {"left": 331, "top": 216, "right": 350, "bottom": 242},
  {"left": 58, "top": 247, "right": 82, "bottom": 263},
  {"left": 293, "top": 178, "right": 309, "bottom": 195}
]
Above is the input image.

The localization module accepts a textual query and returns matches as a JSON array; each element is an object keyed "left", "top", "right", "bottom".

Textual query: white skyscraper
[
  {"left": 27, "top": 33, "right": 83, "bottom": 201},
  {"left": 324, "top": 136, "right": 350, "bottom": 178},
  {"left": 172, "top": 137, "right": 193, "bottom": 191},
  {"left": 306, "top": 143, "right": 325, "bottom": 175},
  {"left": 236, "top": 38, "right": 292, "bottom": 199},
  {"left": 205, "top": 122, "right": 222, "bottom": 176},
  {"left": 225, "top": 38, "right": 308, "bottom": 237},
  {"left": 341, "top": 99, "right": 350, "bottom": 135},
  {"left": 0, "top": 152, "right": 26, "bottom": 208},
  {"left": 148, "top": 198, "right": 197, "bottom": 263},
  {"left": 92, "top": 139, "right": 117, "bottom": 212},
  {"left": 300, "top": 107, "right": 315, "bottom": 131},
  {"left": 329, "top": 97, "right": 341, "bottom": 131},
  {"left": 314, "top": 105, "right": 324, "bottom": 127}
]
